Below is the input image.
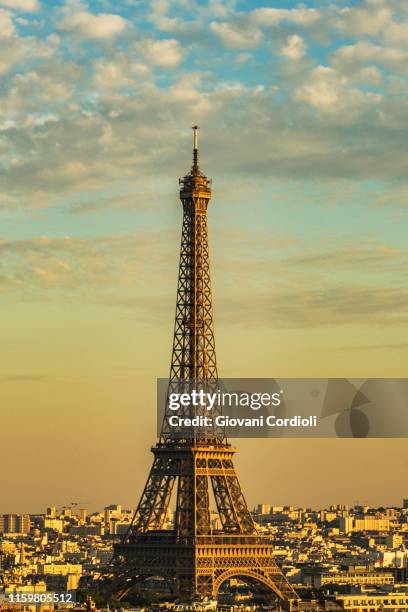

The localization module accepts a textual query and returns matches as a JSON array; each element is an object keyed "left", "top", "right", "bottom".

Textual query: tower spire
[{"left": 192, "top": 124, "right": 199, "bottom": 171}]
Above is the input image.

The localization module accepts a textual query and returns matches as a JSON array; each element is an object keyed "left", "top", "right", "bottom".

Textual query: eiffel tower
[{"left": 113, "top": 127, "right": 298, "bottom": 604}]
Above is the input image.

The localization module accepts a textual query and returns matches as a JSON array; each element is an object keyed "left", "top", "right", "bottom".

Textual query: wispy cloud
[
  {"left": 0, "top": 374, "right": 55, "bottom": 382},
  {"left": 1, "top": 232, "right": 406, "bottom": 330}
]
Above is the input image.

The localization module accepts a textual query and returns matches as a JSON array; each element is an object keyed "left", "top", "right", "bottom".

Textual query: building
[
  {"left": 69, "top": 524, "right": 103, "bottom": 536},
  {"left": 257, "top": 504, "right": 272, "bottom": 515},
  {"left": 321, "top": 511, "right": 338, "bottom": 523},
  {"left": 319, "top": 571, "right": 394, "bottom": 587},
  {"left": 380, "top": 550, "right": 408, "bottom": 568},
  {"left": 0, "top": 514, "right": 31, "bottom": 534},
  {"left": 339, "top": 517, "right": 354, "bottom": 534},
  {"left": 45, "top": 573, "right": 81, "bottom": 591},
  {"left": 43, "top": 518, "right": 64, "bottom": 533},
  {"left": 354, "top": 518, "right": 390, "bottom": 532},
  {"left": 38, "top": 562, "right": 82, "bottom": 576},
  {"left": 386, "top": 534, "right": 404, "bottom": 548},
  {"left": 108, "top": 522, "right": 131, "bottom": 536},
  {"left": 337, "top": 591, "right": 408, "bottom": 612},
  {"left": 104, "top": 504, "right": 122, "bottom": 523}
]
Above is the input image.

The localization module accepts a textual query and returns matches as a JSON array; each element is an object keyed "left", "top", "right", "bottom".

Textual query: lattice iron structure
[{"left": 113, "top": 127, "right": 298, "bottom": 604}]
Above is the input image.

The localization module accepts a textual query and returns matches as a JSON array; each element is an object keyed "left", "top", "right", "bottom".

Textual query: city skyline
[
  {"left": 2, "top": 0, "right": 408, "bottom": 513},
  {"left": 3, "top": 498, "right": 408, "bottom": 517},
  {"left": 2, "top": 499, "right": 408, "bottom": 608}
]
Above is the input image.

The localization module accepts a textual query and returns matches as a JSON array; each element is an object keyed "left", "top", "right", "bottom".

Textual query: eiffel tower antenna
[
  {"left": 113, "top": 128, "right": 299, "bottom": 605},
  {"left": 193, "top": 125, "right": 199, "bottom": 170}
]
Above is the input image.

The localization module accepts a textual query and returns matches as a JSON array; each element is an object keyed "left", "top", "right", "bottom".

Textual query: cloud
[
  {"left": 3, "top": 69, "right": 72, "bottom": 115},
  {"left": 282, "top": 285, "right": 408, "bottom": 327},
  {"left": 209, "top": 230, "right": 408, "bottom": 328},
  {"left": 1, "top": 0, "right": 408, "bottom": 208},
  {"left": 294, "top": 66, "right": 347, "bottom": 111},
  {"left": 333, "top": 6, "right": 391, "bottom": 37},
  {"left": 336, "top": 342, "right": 408, "bottom": 353},
  {"left": 220, "top": 282, "right": 408, "bottom": 328},
  {"left": 295, "top": 65, "right": 382, "bottom": 115},
  {"left": 210, "top": 21, "right": 262, "bottom": 49},
  {"left": 0, "top": 7, "right": 15, "bottom": 36},
  {"left": 235, "top": 52, "right": 251, "bottom": 64},
  {"left": 137, "top": 38, "right": 185, "bottom": 68},
  {"left": 3, "top": 233, "right": 407, "bottom": 330},
  {"left": 60, "top": 8, "right": 127, "bottom": 40},
  {"left": 0, "top": 232, "right": 177, "bottom": 298},
  {"left": 93, "top": 56, "right": 147, "bottom": 90},
  {"left": 385, "top": 20, "right": 408, "bottom": 47},
  {"left": 148, "top": 0, "right": 236, "bottom": 35},
  {"left": 0, "top": 69, "right": 405, "bottom": 214},
  {"left": 251, "top": 7, "right": 320, "bottom": 27},
  {"left": 0, "top": 31, "right": 59, "bottom": 77},
  {"left": 281, "top": 34, "right": 306, "bottom": 60},
  {"left": 370, "top": 182, "right": 408, "bottom": 208},
  {"left": 354, "top": 66, "right": 382, "bottom": 87},
  {"left": 148, "top": 0, "right": 182, "bottom": 32},
  {"left": 289, "top": 245, "right": 406, "bottom": 273},
  {"left": 0, "top": 375, "right": 55, "bottom": 382},
  {"left": 333, "top": 41, "right": 408, "bottom": 72},
  {"left": 0, "top": 0, "right": 38, "bottom": 10},
  {"left": 208, "top": 0, "right": 235, "bottom": 19}
]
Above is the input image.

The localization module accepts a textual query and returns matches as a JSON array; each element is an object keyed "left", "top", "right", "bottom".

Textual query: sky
[{"left": 1, "top": 0, "right": 408, "bottom": 514}]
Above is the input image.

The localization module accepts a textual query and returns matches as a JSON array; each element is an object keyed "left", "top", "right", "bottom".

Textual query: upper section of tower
[{"left": 179, "top": 126, "right": 212, "bottom": 203}]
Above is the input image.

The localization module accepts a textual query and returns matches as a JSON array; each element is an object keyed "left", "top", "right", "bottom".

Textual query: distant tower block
[
  {"left": 19, "top": 542, "right": 26, "bottom": 565},
  {"left": 113, "top": 128, "right": 298, "bottom": 604}
]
